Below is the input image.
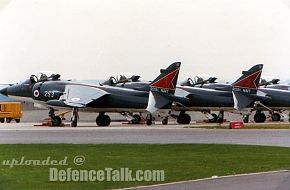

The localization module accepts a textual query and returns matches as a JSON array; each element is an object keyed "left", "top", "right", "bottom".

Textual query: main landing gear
[
  {"left": 131, "top": 114, "right": 142, "bottom": 124},
  {"left": 145, "top": 113, "right": 169, "bottom": 126},
  {"left": 49, "top": 108, "right": 62, "bottom": 126},
  {"left": 253, "top": 101, "right": 283, "bottom": 122},
  {"left": 206, "top": 111, "right": 224, "bottom": 123},
  {"left": 208, "top": 113, "right": 218, "bottom": 123},
  {"left": 177, "top": 111, "right": 191, "bottom": 124},
  {"left": 96, "top": 112, "right": 111, "bottom": 126},
  {"left": 253, "top": 111, "right": 266, "bottom": 123}
]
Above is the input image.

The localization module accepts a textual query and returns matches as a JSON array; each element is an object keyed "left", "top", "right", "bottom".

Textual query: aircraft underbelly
[
  {"left": 187, "top": 94, "right": 234, "bottom": 108},
  {"left": 259, "top": 93, "right": 290, "bottom": 108},
  {"left": 88, "top": 94, "right": 149, "bottom": 110}
]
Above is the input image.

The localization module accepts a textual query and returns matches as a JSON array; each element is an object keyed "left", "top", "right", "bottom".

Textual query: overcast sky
[{"left": 0, "top": 0, "right": 289, "bottom": 83}]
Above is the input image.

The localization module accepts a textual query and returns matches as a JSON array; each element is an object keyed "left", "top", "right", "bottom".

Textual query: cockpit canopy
[
  {"left": 30, "top": 71, "right": 61, "bottom": 83},
  {"left": 101, "top": 72, "right": 141, "bottom": 86},
  {"left": 180, "top": 75, "right": 218, "bottom": 87}
]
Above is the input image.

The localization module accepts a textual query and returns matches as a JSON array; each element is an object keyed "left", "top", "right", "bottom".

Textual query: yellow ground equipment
[{"left": 0, "top": 102, "right": 22, "bottom": 123}]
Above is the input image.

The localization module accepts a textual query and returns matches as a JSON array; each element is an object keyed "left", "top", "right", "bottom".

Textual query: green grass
[
  {"left": 186, "top": 123, "right": 290, "bottom": 129},
  {"left": 0, "top": 144, "right": 290, "bottom": 190}
]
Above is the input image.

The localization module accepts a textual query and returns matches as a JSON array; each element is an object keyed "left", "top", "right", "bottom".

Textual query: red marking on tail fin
[
  {"left": 150, "top": 69, "right": 179, "bottom": 90},
  {"left": 232, "top": 70, "right": 262, "bottom": 89}
]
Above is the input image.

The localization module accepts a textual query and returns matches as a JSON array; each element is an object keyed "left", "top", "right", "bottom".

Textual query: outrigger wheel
[
  {"left": 71, "top": 108, "right": 79, "bottom": 127},
  {"left": 146, "top": 114, "right": 152, "bottom": 126}
]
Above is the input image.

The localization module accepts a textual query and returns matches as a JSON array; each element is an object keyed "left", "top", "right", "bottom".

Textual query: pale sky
[{"left": 0, "top": 0, "right": 290, "bottom": 83}]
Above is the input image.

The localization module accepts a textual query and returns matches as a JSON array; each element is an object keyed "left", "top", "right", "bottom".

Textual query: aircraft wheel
[
  {"left": 52, "top": 116, "right": 62, "bottom": 126},
  {"left": 254, "top": 112, "right": 266, "bottom": 123},
  {"left": 0, "top": 118, "right": 4, "bottom": 123},
  {"left": 96, "top": 115, "right": 111, "bottom": 126},
  {"left": 177, "top": 114, "right": 191, "bottom": 124},
  {"left": 15, "top": 119, "right": 20, "bottom": 123},
  {"left": 131, "top": 114, "right": 141, "bottom": 124},
  {"left": 208, "top": 113, "right": 218, "bottom": 123},
  {"left": 146, "top": 114, "right": 152, "bottom": 126},
  {"left": 6, "top": 118, "right": 12, "bottom": 123},
  {"left": 71, "top": 120, "right": 77, "bottom": 127},
  {"left": 243, "top": 115, "right": 249, "bottom": 123},
  {"left": 162, "top": 117, "right": 168, "bottom": 125},
  {"left": 271, "top": 113, "right": 281, "bottom": 122},
  {"left": 217, "top": 111, "right": 224, "bottom": 124}
]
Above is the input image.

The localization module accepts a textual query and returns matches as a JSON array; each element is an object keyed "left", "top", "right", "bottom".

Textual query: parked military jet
[
  {"left": 0, "top": 62, "right": 181, "bottom": 127},
  {"left": 108, "top": 64, "right": 265, "bottom": 124},
  {"left": 260, "top": 79, "right": 290, "bottom": 91},
  {"left": 182, "top": 72, "right": 290, "bottom": 123}
]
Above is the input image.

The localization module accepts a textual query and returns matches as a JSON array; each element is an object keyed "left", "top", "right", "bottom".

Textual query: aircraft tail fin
[
  {"left": 231, "top": 64, "right": 263, "bottom": 110},
  {"left": 231, "top": 64, "right": 263, "bottom": 91},
  {"left": 146, "top": 62, "right": 181, "bottom": 113}
]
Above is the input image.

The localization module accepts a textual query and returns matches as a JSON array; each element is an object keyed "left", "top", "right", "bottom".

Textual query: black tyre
[
  {"left": 96, "top": 115, "right": 111, "bottom": 126},
  {"left": 271, "top": 113, "right": 281, "bottom": 122},
  {"left": 177, "top": 114, "right": 191, "bottom": 124},
  {"left": 146, "top": 119, "right": 152, "bottom": 125},
  {"left": 208, "top": 113, "right": 218, "bottom": 123},
  {"left": 102, "top": 115, "right": 111, "bottom": 126},
  {"left": 146, "top": 114, "right": 152, "bottom": 126},
  {"left": 243, "top": 115, "right": 249, "bottom": 123},
  {"left": 71, "top": 121, "right": 77, "bottom": 127},
  {"left": 6, "top": 118, "right": 12, "bottom": 123},
  {"left": 70, "top": 115, "right": 78, "bottom": 127},
  {"left": 15, "top": 119, "right": 20, "bottom": 123},
  {"left": 162, "top": 118, "right": 168, "bottom": 125},
  {"left": 132, "top": 114, "right": 141, "bottom": 124},
  {"left": 217, "top": 111, "right": 224, "bottom": 124},
  {"left": 0, "top": 118, "right": 4, "bottom": 123},
  {"left": 254, "top": 112, "right": 266, "bottom": 123},
  {"left": 52, "top": 116, "right": 62, "bottom": 126}
]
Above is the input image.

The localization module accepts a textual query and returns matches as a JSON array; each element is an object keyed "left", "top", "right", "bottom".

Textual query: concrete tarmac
[
  {"left": 0, "top": 122, "right": 290, "bottom": 146},
  {"left": 1, "top": 122, "right": 290, "bottom": 190},
  {"left": 127, "top": 171, "right": 290, "bottom": 190}
]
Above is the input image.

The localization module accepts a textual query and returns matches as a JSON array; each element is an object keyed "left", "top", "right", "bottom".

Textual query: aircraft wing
[{"left": 47, "top": 84, "right": 108, "bottom": 108}]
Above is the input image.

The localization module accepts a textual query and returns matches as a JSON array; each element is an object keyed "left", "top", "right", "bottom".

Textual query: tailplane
[{"left": 146, "top": 62, "right": 181, "bottom": 113}]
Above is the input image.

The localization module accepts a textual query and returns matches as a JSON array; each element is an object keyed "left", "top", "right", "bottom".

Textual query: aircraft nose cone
[{"left": 0, "top": 87, "right": 8, "bottom": 96}]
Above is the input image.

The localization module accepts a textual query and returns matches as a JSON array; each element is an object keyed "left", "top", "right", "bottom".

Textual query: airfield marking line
[{"left": 120, "top": 170, "right": 290, "bottom": 190}]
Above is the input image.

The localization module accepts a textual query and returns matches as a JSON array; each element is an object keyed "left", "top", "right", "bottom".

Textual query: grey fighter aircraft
[
  {"left": 260, "top": 79, "right": 290, "bottom": 91},
  {"left": 172, "top": 64, "right": 266, "bottom": 124},
  {"left": 0, "top": 62, "right": 181, "bottom": 127},
  {"left": 183, "top": 71, "right": 290, "bottom": 123},
  {"left": 108, "top": 64, "right": 266, "bottom": 124}
]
